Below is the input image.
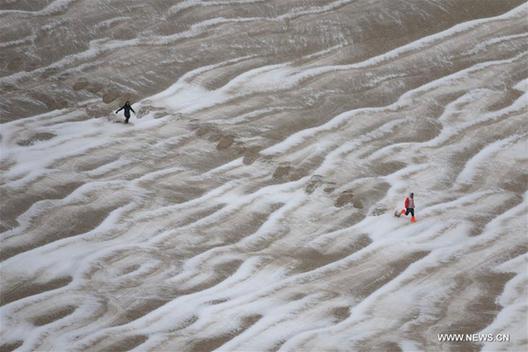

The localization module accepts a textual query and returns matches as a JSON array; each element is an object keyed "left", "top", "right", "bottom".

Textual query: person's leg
[
  {"left": 405, "top": 208, "right": 410, "bottom": 216},
  {"left": 410, "top": 208, "right": 414, "bottom": 217},
  {"left": 125, "top": 115, "right": 130, "bottom": 123}
]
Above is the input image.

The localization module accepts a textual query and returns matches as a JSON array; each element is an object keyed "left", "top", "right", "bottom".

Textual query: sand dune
[{"left": 1, "top": 0, "right": 527, "bottom": 351}]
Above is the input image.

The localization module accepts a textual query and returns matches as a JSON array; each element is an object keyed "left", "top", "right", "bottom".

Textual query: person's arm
[
  {"left": 115, "top": 106, "right": 124, "bottom": 114},
  {"left": 130, "top": 106, "right": 135, "bottom": 114}
]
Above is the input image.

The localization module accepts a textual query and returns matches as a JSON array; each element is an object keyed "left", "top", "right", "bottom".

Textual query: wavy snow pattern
[{"left": 1, "top": 1, "right": 527, "bottom": 351}]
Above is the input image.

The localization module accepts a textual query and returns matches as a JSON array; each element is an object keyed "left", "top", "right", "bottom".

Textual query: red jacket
[{"left": 404, "top": 197, "right": 415, "bottom": 209}]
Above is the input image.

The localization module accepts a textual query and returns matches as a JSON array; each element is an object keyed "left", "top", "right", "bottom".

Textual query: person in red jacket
[{"left": 400, "top": 192, "right": 416, "bottom": 222}]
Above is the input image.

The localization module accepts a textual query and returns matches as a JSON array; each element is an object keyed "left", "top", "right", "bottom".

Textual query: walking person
[
  {"left": 401, "top": 192, "right": 416, "bottom": 223},
  {"left": 115, "top": 101, "right": 135, "bottom": 124}
]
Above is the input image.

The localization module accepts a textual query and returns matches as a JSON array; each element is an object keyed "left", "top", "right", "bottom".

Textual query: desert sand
[{"left": 1, "top": 1, "right": 527, "bottom": 351}]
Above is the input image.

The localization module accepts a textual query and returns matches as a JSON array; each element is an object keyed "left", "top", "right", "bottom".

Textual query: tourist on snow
[
  {"left": 401, "top": 192, "right": 416, "bottom": 222},
  {"left": 115, "top": 101, "right": 135, "bottom": 124}
]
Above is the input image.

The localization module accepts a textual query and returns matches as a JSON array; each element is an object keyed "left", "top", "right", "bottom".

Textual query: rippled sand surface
[{"left": 1, "top": 1, "right": 527, "bottom": 351}]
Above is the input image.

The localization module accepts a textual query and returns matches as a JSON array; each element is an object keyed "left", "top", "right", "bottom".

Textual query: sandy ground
[{"left": 1, "top": 0, "right": 527, "bottom": 351}]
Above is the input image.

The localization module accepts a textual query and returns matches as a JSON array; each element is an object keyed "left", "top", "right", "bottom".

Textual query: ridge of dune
[{"left": 1, "top": 1, "right": 527, "bottom": 352}]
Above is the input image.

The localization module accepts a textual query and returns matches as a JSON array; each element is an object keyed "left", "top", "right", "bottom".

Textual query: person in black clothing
[{"left": 115, "top": 101, "right": 135, "bottom": 123}]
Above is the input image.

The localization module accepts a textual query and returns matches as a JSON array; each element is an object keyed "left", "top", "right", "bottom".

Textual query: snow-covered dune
[{"left": 1, "top": 1, "right": 527, "bottom": 351}]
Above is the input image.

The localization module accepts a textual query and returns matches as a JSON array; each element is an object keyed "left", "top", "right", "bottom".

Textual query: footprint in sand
[
  {"left": 242, "top": 146, "right": 261, "bottom": 165},
  {"left": 305, "top": 175, "right": 323, "bottom": 194},
  {"left": 272, "top": 162, "right": 292, "bottom": 180},
  {"left": 216, "top": 135, "right": 235, "bottom": 150},
  {"left": 194, "top": 123, "right": 222, "bottom": 141},
  {"left": 334, "top": 189, "right": 363, "bottom": 209},
  {"left": 371, "top": 203, "right": 388, "bottom": 216},
  {"left": 304, "top": 174, "right": 338, "bottom": 194}
]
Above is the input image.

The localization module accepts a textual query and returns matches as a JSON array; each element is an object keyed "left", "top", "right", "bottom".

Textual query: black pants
[
  {"left": 405, "top": 208, "right": 414, "bottom": 216},
  {"left": 124, "top": 114, "right": 130, "bottom": 123}
]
